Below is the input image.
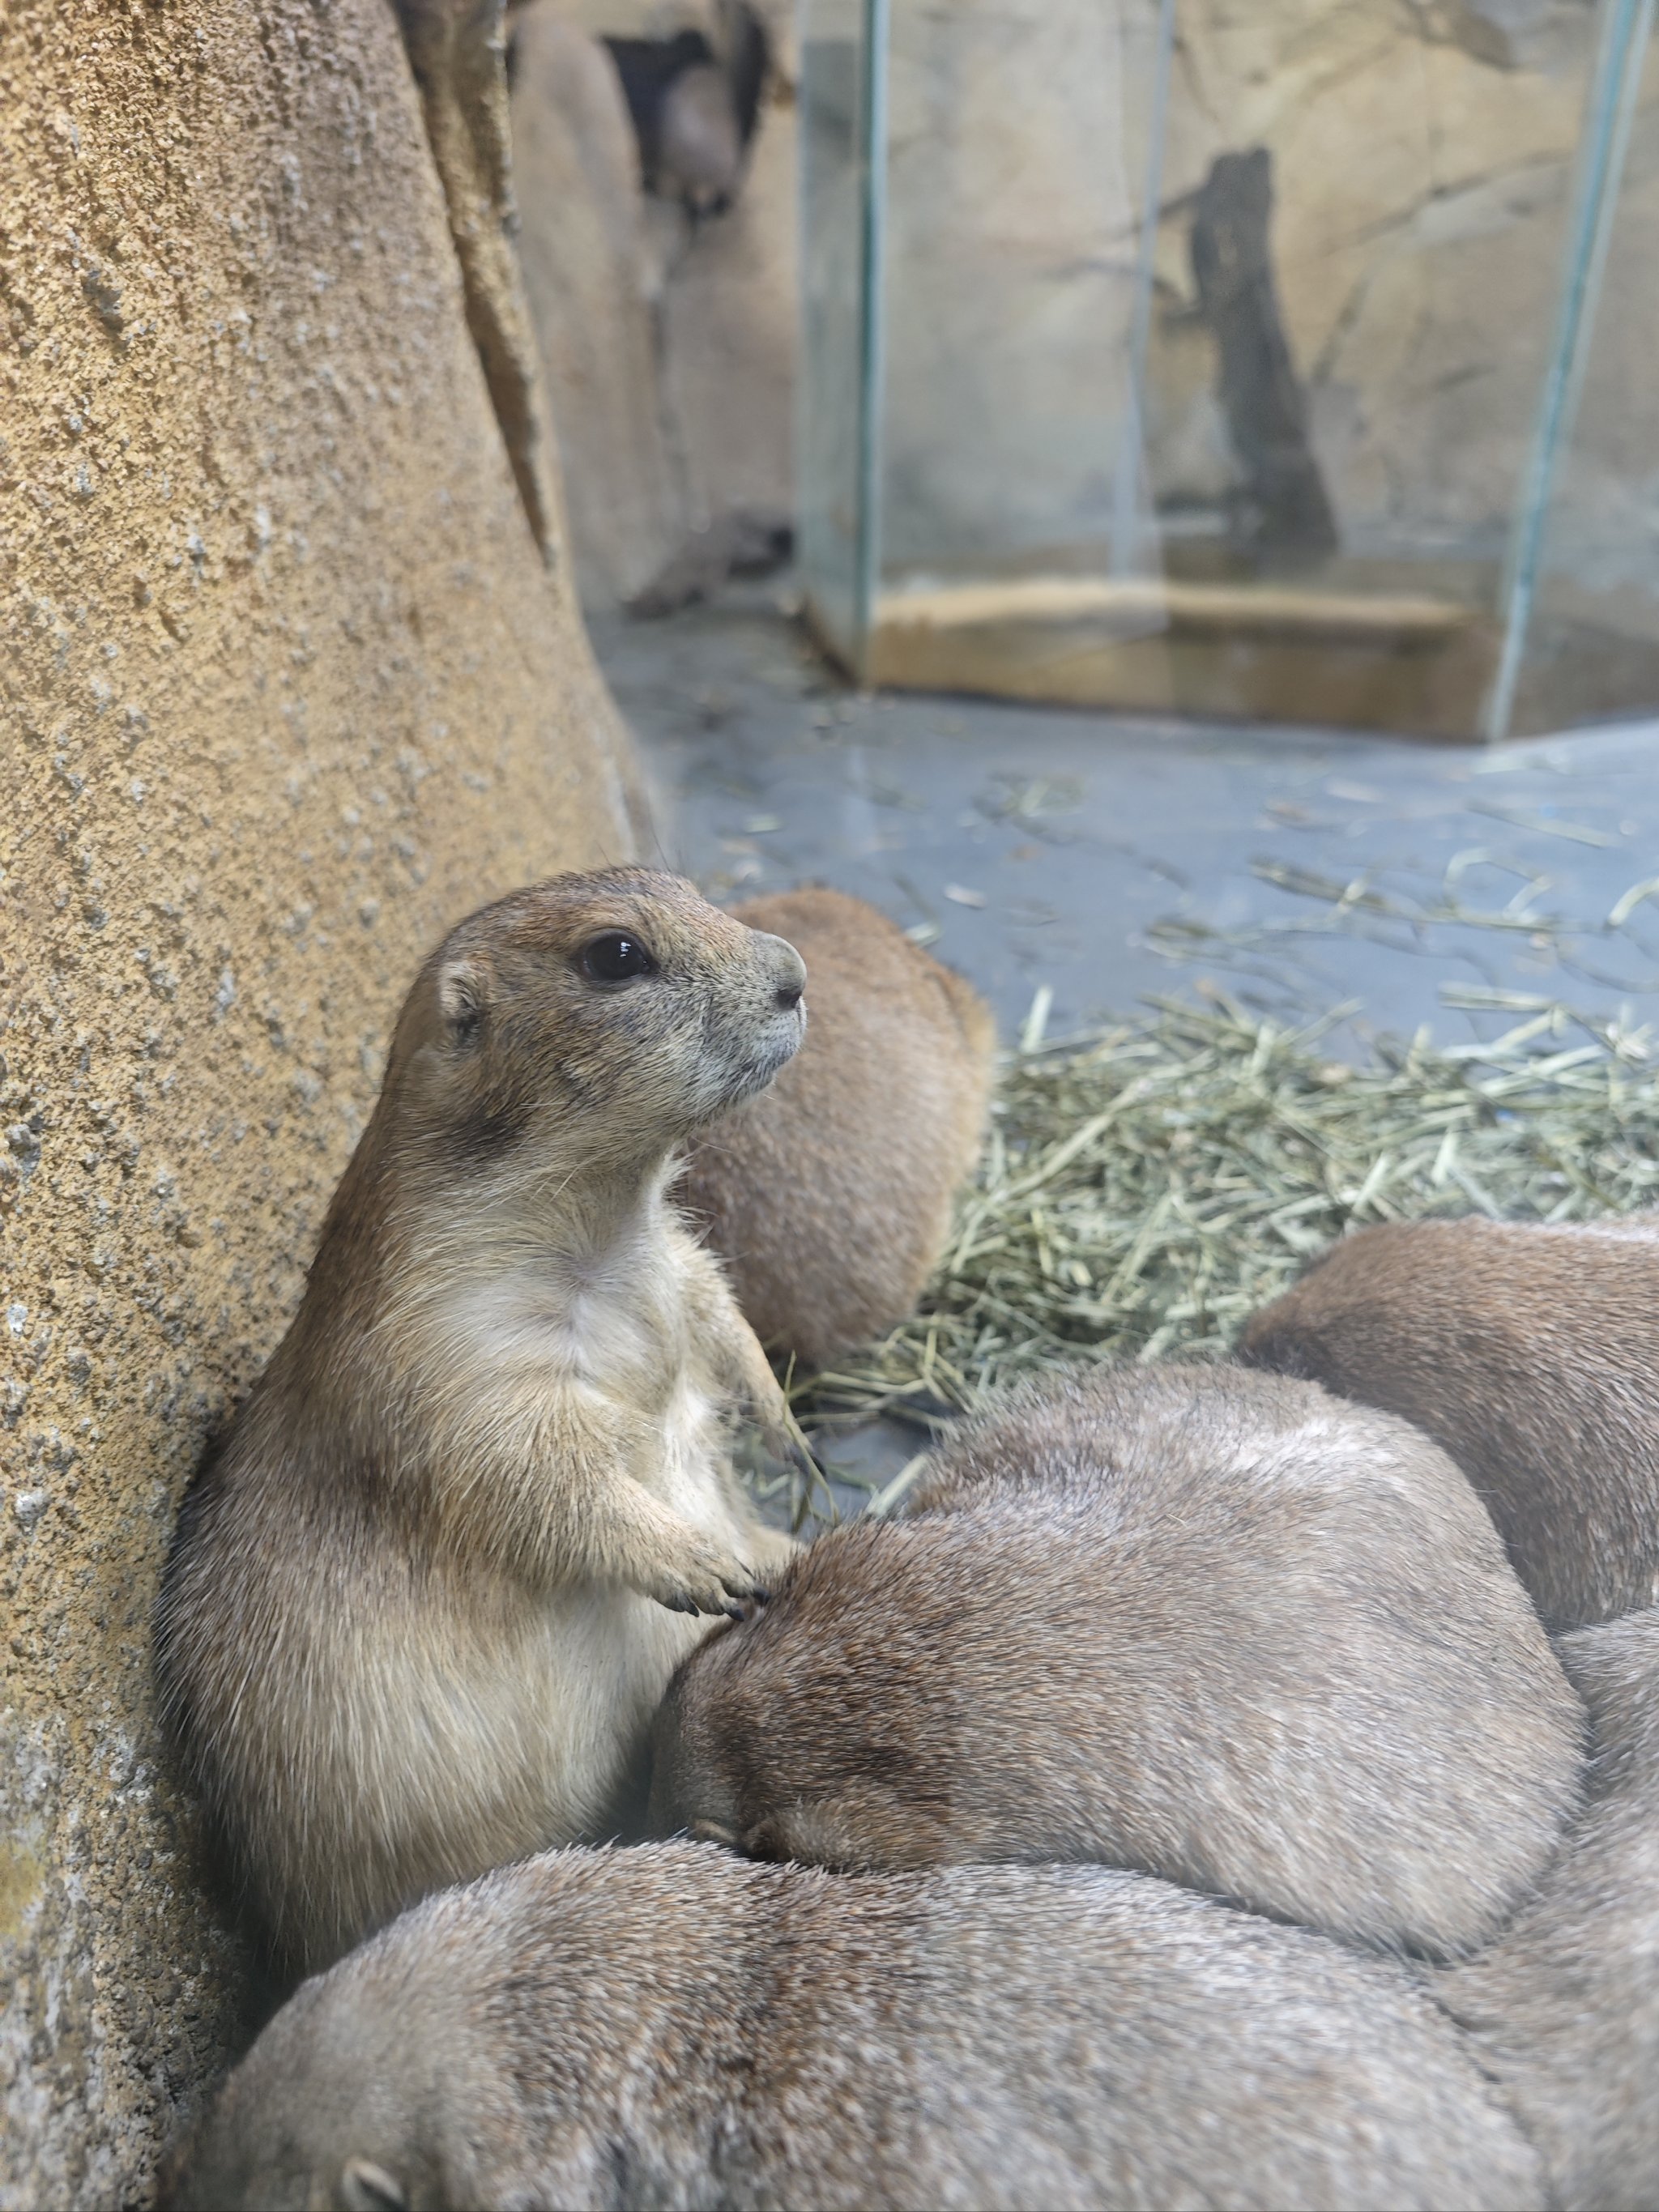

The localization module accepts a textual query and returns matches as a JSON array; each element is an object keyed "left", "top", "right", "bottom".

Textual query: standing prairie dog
[
  {"left": 1239, "top": 1213, "right": 1659, "bottom": 1626},
  {"left": 651, "top": 1362, "right": 1583, "bottom": 1956},
  {"left": 160, "top": 1841, "right": 1545, "bottom": 2212},
  {"left": 1438, "top": 1606, "right": 1659, "bottom": 2212},
  {"left": 678, "top": 887, "right": 995, "bottom": 1364},
  {"left": 156, "top": 870, "right": 806, "bottom": 1977}
]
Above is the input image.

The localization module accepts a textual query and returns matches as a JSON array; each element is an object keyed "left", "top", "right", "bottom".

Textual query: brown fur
[
  {"left": 1238, "top": 1213, "right": 1659, "bottom": 1627},
  {"left": 1438, "top": 1606, "right": 1659, "bottom": 2212},
  {"left": 160, "top": 1840, "right": 1545, "bottom": 2212},
  {"left": 677, "top": 888, "right": 995, "bottom": 1364},
  {"left": 650, "top": 1362, "right": 1583, "bottom": 1957},
  {"left": 156, "top": 871, "right": 806, "bottom": 1977}
]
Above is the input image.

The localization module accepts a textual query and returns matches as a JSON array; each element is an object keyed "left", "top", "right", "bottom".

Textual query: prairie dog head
[
  {"left": 647, "top": 1523, "right": 962, "bottom": 1870},
  {"left": 156, "top": 1964, "right": 439, "bottom": 2212},
  {"left": 382, "top": 868, "right": 806, "bottom": 1182}
]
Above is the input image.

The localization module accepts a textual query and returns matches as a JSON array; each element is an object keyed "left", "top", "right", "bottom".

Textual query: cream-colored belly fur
[{"left": 249, "top": 1272, "right": 772, "bottom": 1958}]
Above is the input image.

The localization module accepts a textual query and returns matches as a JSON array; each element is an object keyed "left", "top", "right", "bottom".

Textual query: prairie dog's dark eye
[{"left": 578, "top": 930, "right": 657, "bottom": 983}]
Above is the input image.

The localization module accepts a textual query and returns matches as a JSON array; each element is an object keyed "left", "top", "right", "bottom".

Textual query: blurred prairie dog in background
[
  {"left": 678, "top": 887, "right": 995, "bottom": 1365},
  {"left": 652, "top": 1362, "right": 1583, "bottom": 1956},
  {"left": 161, "top": 1841, "right": 1545, "bottom": 2212},
  {"left": 1439, "top": 1606, "right": 1659, "bottom": 2212},
  {"left": 1239, "top": 1213, "right": 1659, "bottom": 1626},
  {"left": 156, "top": 872, "right": 805, "bottom": 1977}
]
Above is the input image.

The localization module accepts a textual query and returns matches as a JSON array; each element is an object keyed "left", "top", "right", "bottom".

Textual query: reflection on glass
[
  {"left": 1509, "top": 19, "right": 1659, "bottom": 739},
  {"left": 800, "top": 0, "right": 1659, "bottom": 740},
  {"left": 797, "top": 0, "right": 874, "bottom": 670}
]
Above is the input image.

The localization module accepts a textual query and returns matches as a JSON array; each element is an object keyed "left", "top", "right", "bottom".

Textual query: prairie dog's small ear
[
  {"left": 437, "top": 956, "right": 490, "bottom": 1046},
  {"left": 339, "top": 2157, "right": 407, "bottom": 2212}
]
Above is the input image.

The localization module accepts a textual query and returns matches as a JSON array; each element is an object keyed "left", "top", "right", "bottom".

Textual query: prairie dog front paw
[{"left": 638, "top": 1534, "right": 768, "bottom": 1620}]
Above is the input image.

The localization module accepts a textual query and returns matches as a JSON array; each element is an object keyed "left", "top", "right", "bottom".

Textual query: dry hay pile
[{"left": 797, "top": 994, "right": 1659, "bottom": 1443}]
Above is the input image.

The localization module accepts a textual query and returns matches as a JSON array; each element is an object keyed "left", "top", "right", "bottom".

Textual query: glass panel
[
  {"left": 796, "top": 0, "right": 874, "bottom": 669},
  {"left": 877, "top": 0, "right": 1149, "bottom": 581},
  {"left": 799, "top": 0, "right": 1654, "bottom": 741},
  {"left": 867, "top": 0, "right": 1166, "bottom": 699},
  {"left": 1121, "top": 0, "right": 1604, "bottom": 738},
  {"left": 1510, "top": 20, "right": 1659, "bottom": 739}
]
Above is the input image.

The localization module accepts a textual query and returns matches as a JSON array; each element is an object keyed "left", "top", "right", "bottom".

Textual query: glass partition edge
[
  {"left": 851, "top": 0, "right": 891, "bottom": 681},
  {"left": 1486, "top": 0, "right": 1657, "bottom": 740}
]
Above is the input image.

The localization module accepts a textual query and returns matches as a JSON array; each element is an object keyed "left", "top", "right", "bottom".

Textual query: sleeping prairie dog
[
  {"left": 156, "top": 870, "right": 806, "bottom": 1977},
  {"left": 651, "top": 1362, "right": 1583, "bottom": 1957},
  {"left": 1239, "top": 1213, "right": 1659, "bottom": 1627},
  {"left": 160, "top": 1843, "right": 1544, "bottom": 2212},
  {"left": 679, "top": 888, "right": 995, "bottom": 1364}
]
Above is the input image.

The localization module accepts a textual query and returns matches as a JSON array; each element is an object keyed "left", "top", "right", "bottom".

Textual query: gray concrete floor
[
  {"left": 595, "top": 588, "right": 1659, "bottom": 1063},
  {"left": 592, "top": 587, "right": 1659, "bottom": 1511}
]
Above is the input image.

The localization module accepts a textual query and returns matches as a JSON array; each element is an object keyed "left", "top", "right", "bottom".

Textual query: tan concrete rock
[
  {"left": 510, "top": 3, "right": 686, "bottom": 607},
  {"left": 508, "top": 0, "right": 795, "bottom": 608},
  {"left": 543, "top": 0, "right": 797, "bottom": 87},
  {"left": 397, "top": 0, "right": 569, "bottom": 564},
  {"left": 659, "top": 89, "right": 796, "bottom": 533},
  {"left": 0, "top": 0, "right": 635, "bottom": 2201}
]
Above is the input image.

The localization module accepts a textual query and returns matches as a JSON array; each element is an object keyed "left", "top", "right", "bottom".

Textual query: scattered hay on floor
[{"left": 797, "top": 992, "right": 1659, "bottom": 1433}]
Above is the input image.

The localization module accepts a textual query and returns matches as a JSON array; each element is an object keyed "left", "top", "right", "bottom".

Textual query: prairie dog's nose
[{"left": 757, "top": 931, "right": 807, "bottom": 1011}]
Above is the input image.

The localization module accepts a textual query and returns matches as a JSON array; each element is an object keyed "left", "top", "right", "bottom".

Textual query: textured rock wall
[
  {"left": 0, "top": 0, "right": 636, "bottom": 2201},
  {"left": 509, "top": 0, "right": 796, "bottom": 609},
  {"left": 510, "top": 6, "right": 686, "bottom": 606}
]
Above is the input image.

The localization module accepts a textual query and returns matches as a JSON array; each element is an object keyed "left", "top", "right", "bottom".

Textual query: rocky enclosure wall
[
  {"left": 0, "top": 1, "right": 636, "bottom": 2202},
  {"left": 509, "top": 0, "right": 796, "bottom": 610}
]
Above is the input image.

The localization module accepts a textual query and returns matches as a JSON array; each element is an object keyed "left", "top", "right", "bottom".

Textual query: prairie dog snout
[
  {"left": 651, "top": 1362, "right": 1583, "bottom": 1956},
  {"left": 156, "top": 870, "right": 805, "bottom": 1975}
]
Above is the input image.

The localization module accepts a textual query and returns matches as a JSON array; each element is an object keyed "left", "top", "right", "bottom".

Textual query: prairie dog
[
  {"left": 1438, "top": 1606, "right": 1659, "bottom": 2212},
  {"left": 156, "top": 871, "right": 806, "bottom": 1976},
  {"left": 651, "top": 1362, "right": 1583, "bottom": 1956},
  {"left": 678, "top": 888, "right": 995, "bottom": 1364},
  {"left": 160, "top": 1842, "right": 1544, "bottom": 2212},
  {"left": 1238, "top": 1213, "right": 1659, "bottom": 1626}
]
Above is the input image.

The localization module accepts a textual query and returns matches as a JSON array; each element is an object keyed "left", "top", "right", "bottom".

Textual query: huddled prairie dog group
[
  {"left": 1240, "top": 1213, "right": 1659, "bottom": 1626},
  {"left": 156, "top": 865, "right": 1659, "bottom": 2211},
  {"left": 651, "top": 1361, "right": 1582, "bottom": 1954},
  {"left": 679, "top": 887, "right": 995, "bottom": 1364},
  {"left": 160, "top": 1841, "right": 1545, "bottom": 2212},
  {"left": 157, "top": 871, "right": 807, "bottom": 1975}
]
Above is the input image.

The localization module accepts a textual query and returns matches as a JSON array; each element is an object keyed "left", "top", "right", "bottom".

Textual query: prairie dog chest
[{"left": 450, "top": 1242, "right": 724, "bottom": 1465}]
